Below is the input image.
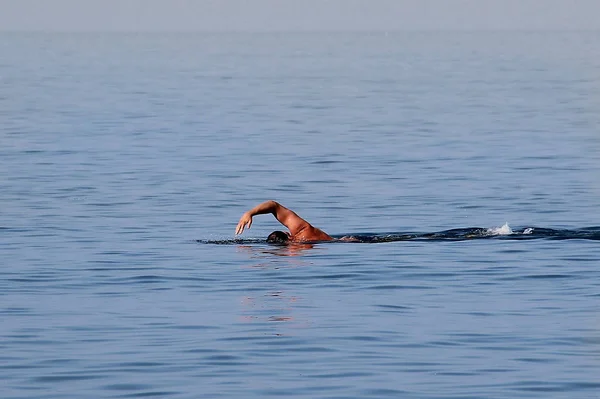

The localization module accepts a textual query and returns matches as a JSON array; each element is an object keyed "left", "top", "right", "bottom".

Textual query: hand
[{"left": 235, "top": 212, "right": 253, "bottom": 235}]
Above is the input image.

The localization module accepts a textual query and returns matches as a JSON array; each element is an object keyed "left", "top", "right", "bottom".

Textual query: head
[{"left": 267, "top": 230, "right": 290, "bottom": 244}]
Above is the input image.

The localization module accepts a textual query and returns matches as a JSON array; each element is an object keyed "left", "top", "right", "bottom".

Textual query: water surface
[{"left": 1, "top": 31, "right": 600, "bottom": 398}]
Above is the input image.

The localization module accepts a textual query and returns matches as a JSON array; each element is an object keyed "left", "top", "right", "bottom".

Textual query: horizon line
[{"left": 1, "top": 28, "right": 599, "bottom": 34}]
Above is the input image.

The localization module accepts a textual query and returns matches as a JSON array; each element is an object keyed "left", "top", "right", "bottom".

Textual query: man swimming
[{"left": 235, "top": 200, "right": 333, "bottom": 244}]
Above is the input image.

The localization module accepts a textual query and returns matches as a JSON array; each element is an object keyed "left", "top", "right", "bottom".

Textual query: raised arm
[{"left": 235, "top": 200, "right": 310, "bottom": 236}]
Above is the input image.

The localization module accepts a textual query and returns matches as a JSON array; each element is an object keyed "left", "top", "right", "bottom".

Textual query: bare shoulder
[
  {"left": 293, "top": 225, "right": 333, "bottom": 242},
  {"left": 273, "top": 203, "right": 311, "bottom": 235}
]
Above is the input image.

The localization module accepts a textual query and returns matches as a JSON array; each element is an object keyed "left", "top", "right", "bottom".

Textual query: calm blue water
[{"left": 1, "top": 31, "right": 600, "bottom": 398}]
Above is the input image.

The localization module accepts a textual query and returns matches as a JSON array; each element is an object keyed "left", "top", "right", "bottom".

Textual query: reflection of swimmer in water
[{"left": 236, "top": 200, "right": 340, "bottom": 243}]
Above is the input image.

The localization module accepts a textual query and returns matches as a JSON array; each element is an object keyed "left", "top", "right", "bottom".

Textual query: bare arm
[{"left": 235, "top": 200, "right": 310, "bottom": 236}]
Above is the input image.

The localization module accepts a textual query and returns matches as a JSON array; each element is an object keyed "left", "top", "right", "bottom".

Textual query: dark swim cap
[{"left": 267, "top": 231, "right": 289, "bottom": 244}]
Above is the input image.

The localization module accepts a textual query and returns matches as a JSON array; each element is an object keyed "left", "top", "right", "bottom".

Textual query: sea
[{"left": 1, "top": 31, "right": 600, "bottom": 398}]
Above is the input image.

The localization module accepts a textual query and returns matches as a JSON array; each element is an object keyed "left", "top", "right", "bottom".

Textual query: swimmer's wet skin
[{"left": 236, "top": 200, "right": 333, "bottom": 243}]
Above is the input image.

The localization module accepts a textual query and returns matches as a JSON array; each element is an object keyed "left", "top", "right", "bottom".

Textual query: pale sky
[{"left": 0, "top": 0, "right": 598, "bottom": 32}]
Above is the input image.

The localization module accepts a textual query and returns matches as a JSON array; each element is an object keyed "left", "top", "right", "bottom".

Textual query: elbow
[{"left": 266, "top": 200, "right": 281, "bottom": 212}]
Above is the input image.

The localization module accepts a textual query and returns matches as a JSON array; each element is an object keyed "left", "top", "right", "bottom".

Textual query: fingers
[
  {"left": 235, "top": 216, "right": 252, "bottom": 235},
  {"left": 236, "top": 222, "right": 245, "bottom": 235}
]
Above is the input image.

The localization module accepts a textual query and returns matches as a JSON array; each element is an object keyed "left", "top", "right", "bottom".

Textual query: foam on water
[{"left": 486, "top": 222, "right": 513, "bottom": 236}]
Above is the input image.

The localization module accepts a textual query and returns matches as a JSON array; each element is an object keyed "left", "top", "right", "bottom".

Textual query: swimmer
[{"left": 236, "top": 200, "right": 334, "bottom": 244}]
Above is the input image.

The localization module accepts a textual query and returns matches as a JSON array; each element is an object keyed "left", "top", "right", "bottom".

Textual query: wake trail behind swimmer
[{"left": 199, "top": 226, "right": 600, "bottom": 244}]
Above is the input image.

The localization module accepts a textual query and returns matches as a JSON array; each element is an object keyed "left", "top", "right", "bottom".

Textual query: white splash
[
  {"left": 487, "top": 222, "right": 513, "bottom": 236},
  {"left": 523, "top": 227, "right": 534, "bottom": 235}
]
